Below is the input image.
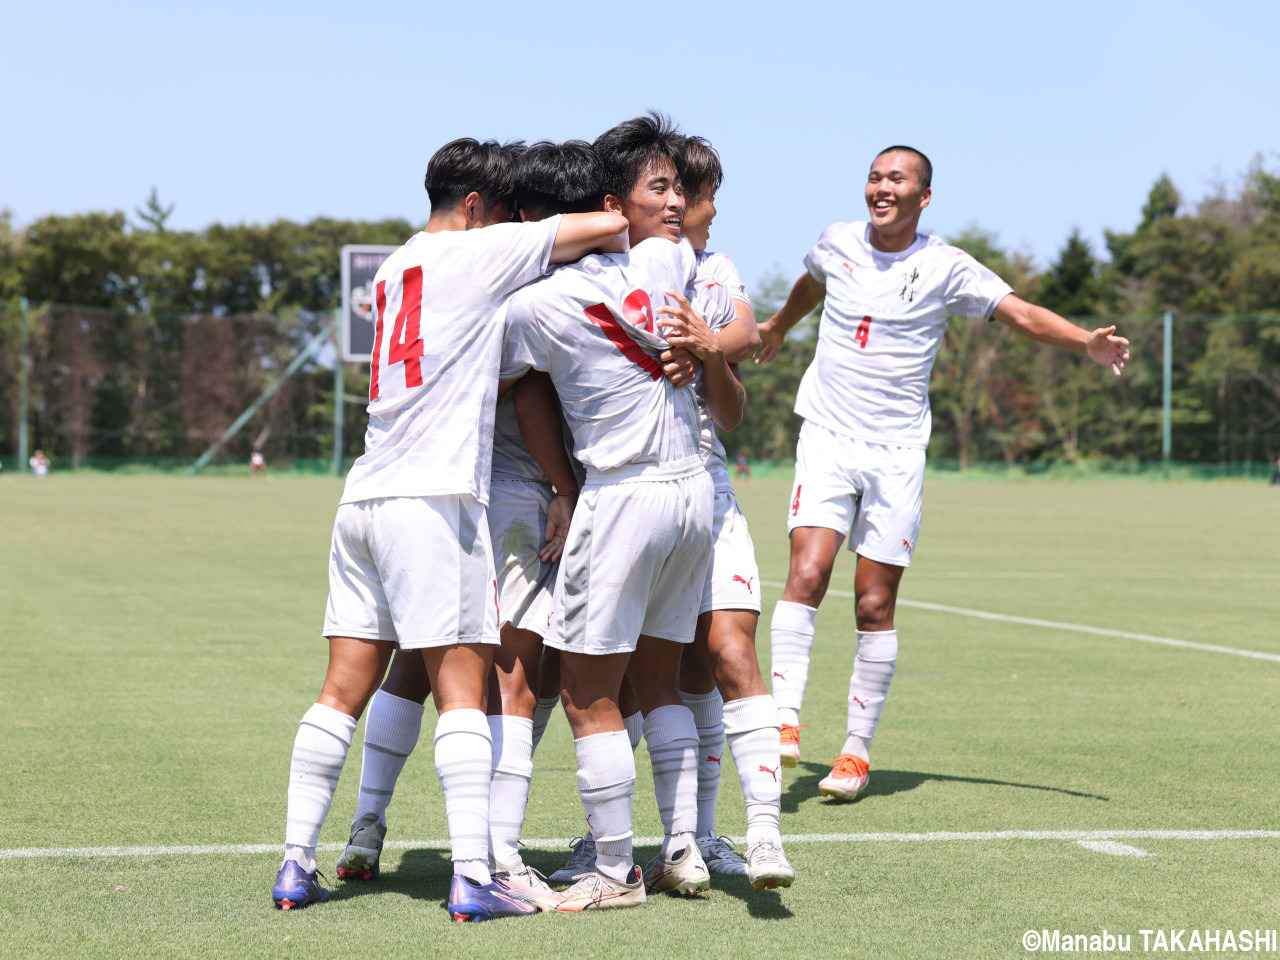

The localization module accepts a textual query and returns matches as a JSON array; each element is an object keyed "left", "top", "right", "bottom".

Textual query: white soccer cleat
[
  {"left": 335, "top": 812, "right": 386, "bottom": 881},
  {"left": 818, "top": 754, "right": 870, "bottom": 801},
  {"left": 491, "top": 864, "right": 559, "bottom": 912},
  {"left": 549, "top": 835, "right": 597, "bottom": 884},
  {"left": 549, "top": 865, "right": 646, "bottom": 912},
  {"left": 642, "top": 843, "right": 711, "bottom": 896},
  {"left": 745, "top": 838, "right": 795, "bottom": 890},
  {"left": 696, "top": 834, "right": 748, "bottom": 876}
]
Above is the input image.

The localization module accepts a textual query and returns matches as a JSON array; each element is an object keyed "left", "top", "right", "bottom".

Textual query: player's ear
[
  {"left": 602, "top": 194, "right": 624, "bottom": 215},
  {"left": 919, "top": 187, "right": 931, "bottom": 211},
  {"left": 462, "top": 191, "right": 483, "bottom": 226}
]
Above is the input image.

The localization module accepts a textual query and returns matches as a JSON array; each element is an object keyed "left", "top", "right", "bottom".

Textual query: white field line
[
  {"left": 4, "top": 830, "right": 1279, "bottom": 861},
  {"left": 1076, "top": 840, "right": 1157, "bottom": 857},
  {"left": 759, "top": 580, "right": 1280, "bottom": 663}
]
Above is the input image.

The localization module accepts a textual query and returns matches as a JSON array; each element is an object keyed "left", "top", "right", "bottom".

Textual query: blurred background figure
[
  {"left": 734, "top": 449, "right": 751, "bottom": 481},
  {"left": 250, "top": 448, "right": 267, "bottom": 479},
  {"left": 29, "top": 450, "right": 50, "bottom": 476}
]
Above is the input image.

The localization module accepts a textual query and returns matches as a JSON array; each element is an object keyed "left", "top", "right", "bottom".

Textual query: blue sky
[{"left": 3, "top": 0, "right": 1277, "bottom": 292}]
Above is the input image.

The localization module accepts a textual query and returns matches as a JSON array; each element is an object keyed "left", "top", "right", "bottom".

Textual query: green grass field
[{"left": 2, "top": 473, "right": 1277, "bottom": 959}]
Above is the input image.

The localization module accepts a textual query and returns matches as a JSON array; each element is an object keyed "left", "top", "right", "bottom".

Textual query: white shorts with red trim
[{"left": 786, "top": 420, "right": 925, "bottom": 568}]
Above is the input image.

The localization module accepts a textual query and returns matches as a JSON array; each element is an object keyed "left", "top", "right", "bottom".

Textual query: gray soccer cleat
[
  {"left": 696, "top": 834, "right": 749, "bottom": 876},
  {"left": 335, "top": 812, "right": 386, "bottom": 881},
  {"left": 548, "top": 835, "right": 597, "bottom": 884}
]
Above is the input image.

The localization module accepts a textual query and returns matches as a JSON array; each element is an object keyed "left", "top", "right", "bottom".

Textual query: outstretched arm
[
  {"left": 550, "top": 212, "right": 629, "bottom": 262},
  {"left": 755, "top": 272, "right": 825, "bottom": 364},
  {"left": 992, "top": 295, "right": 1130, "bottom": 376},
  {"left": 512, "top": 372, "right": 579, "bottom": 562},
  {"left": 660, "top": 290, "right": 746, "bottom": 431}
]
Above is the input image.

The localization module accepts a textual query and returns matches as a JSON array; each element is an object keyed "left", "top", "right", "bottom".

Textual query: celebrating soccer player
[
  {"left": 756, "top": 145, "right": 1129, "bottom": 802},
  {"left": 272, "top": 137, "right": 627, "bottom": 922}
]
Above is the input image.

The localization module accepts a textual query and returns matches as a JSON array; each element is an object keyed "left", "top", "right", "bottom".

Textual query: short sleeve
[
  {"left": 467, "top": 215, "right": 563, "bottom": 301},
  {"left": 803, "top": 223, "right": 842, "bottom": 283},
  {"left": 700, "top": 252, "right": 751, "bottom": 305},
  {"left": 943, "top": 251, "right": 1015, "bottom": 320},
  {"left": 499, "top": 291, "right": 550, "bottom": 380},
  {"left": 689, "top": 273, "right": 738, "bottom": 332}
]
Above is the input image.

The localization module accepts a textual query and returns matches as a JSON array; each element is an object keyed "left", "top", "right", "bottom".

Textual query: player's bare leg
[
  {"left": 530, "top": 646, "right": 561, "bottom": 752},
  {"left": 277, "top": 636, "right": 393, "bottom": 908},
  {"left": 819, "top": 557, "right": 903, "bottom": 801},
  {"left": 770, "top": 526, "right": 844, "bottom": 765},
  {"left": 337, "top": 648, "right": 430, "bottom": 880},
  {"left": 630, "top": 635, "right": 710, "bottom": 896}
]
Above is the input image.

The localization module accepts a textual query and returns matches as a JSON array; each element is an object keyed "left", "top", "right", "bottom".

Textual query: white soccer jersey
[
  {"left": 694, "top": 249, "right": 751, "bottom": 306},
  {"left": 797, "top": 221, "right": 1013, "bottom": 448},
  {"left": 689, "top": 250, "right": 742, "bottom": 490},
  {"left": 491, "top": 391, "right": 547, "bottom": 484},
  {"left": 501, "top": 237, "right": 703, "bottom": 474},
  {"left": 340, "top": 216, "right": 562, "bottom": 505}
]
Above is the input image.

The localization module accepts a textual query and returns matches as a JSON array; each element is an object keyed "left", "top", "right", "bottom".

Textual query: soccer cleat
[
  {"left": 779, "top": 722, "right": 807, "bottom": 768},
  {"left": 446, "top": 873, "right": 539, "bottom": 923},
  {"left": 492, "top": 864, "right": 559, "bottom": 911},
  {"left": 272, "top": 860, "right": 331, "bottom": 910},
  {"left": 548, "top": 835, "right": 596, "bottom": 884},
  {"left": 818, "top": 753, "right": 870, "bottom": 801},
  {"left": 745, "top": 839, "right": 795, "bottom": 890},
  {"left": 551, "top": 865, "right": 646, "bottom": 912},
  {"left": 642, "top": 843, "right": 711, "bottom": 896},
  {"left": 335, "top": 812, "right": 386, "bottom": 880},
  {"left": 696, "top": 834, "right": 748, "bottom": 876}
]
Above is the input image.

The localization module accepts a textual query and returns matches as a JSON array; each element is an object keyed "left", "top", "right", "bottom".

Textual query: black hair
[
  {"left": 592, "top": 111, "right": 684, "bottom": 201},
  {"left": 514, "top": 140, "right": 607, "bottom": 220},
  {"left": 874, "top": 145, "right": 933, "bottom": 189},
  {"left": 423, "top": 138, "right": 519, "bottom": 211},
  {"left": 677, "top": 135, "right": 723, "bottom": 201}
]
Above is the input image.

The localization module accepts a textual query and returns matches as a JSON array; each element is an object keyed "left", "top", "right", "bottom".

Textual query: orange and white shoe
[
  {"left": 779, "top": 723, "right": 807, "bottom": 768},
  {"left": 818, "top": 754, "right": 870, "bottom": 800},
  {"left": 550, "top": 865, "right": 646, "bottom": 912}
]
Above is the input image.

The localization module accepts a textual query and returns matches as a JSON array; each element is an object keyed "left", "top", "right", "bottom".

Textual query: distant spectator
[
  {"left": 29, "top": 450, "right": 51, "bottom": 476},
  {"left": 734, "top": 448, "right": 751, "bottom": 480},
  {"left": 1271, "top": 456, "right": 1280, "bottom": 486},
  {"left": 250, "top": 448, "right": 267, "bottom": 479}
]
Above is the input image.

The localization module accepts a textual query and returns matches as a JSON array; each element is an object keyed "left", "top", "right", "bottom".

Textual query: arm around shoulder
[{"left": 550, "top": 212, "right": 629, "bottom": 263}]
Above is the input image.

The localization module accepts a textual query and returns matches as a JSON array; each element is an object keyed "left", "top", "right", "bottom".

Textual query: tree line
[{"left": 1, "top": 163, "right": 1278, "bottom": 470}]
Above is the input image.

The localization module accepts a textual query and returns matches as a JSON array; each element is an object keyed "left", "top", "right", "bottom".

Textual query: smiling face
[
  {"left": 617, "top": 158, "right": 685, "bottom": 245},
  {"left": 682, "top": 190, "right": 716, "bottom": 252},
  {"left": 864, "top": 150, "right": 931, "bottom": 251}
]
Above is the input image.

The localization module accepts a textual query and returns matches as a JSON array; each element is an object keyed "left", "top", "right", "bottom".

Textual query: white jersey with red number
[
  {"left": 798, "top": 221, "right": 1013, "bottom": 448},
  {"left": 340, "top": 216, "right": 562, "bottom": 506},
  {"left": 501, "top": 237, "right": 702, "bottom": 473},
  {"left": 689, "top": 250, "right": 743, "bottom": 490}
]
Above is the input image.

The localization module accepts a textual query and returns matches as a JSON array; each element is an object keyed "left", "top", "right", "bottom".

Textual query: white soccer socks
[
  {"left": 643, "top": 704, "right": 699, "bottom": 859},
  {"left": 723, "top": 695, "right": 783, "bottom": 848},
  {"left": 433, "top": 707, "right": 494, "bottom": 884},
  {"left": 622, "top": 710, "right": 645, "bottom": 752},
  {"left": 680, "top": 688, "right": 725, "bottom": 838},
  {"left": 529, "top": 695, "right": 560, "bottom": 754},
  {"left": 285, "top": 702, "right": 357, "bottom": 872},
  {"left": 843, "top": 630, "right": 898, "bottom": 760},
  {"left": 769, "top": 601, "right": 818, "bottom": 725},
  {"left": 574, "top": 730, "right": 636, "bottom": 882},
  {"left": 352, "top": 690, "right": 423, "bottom": 830},
  {"left": 488, "top": 715, "right": 534, "bottom": 870}
]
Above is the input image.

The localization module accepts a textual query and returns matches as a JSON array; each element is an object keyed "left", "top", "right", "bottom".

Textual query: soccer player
[
  {"left": 500, "top": 114, "right": 734, "bottom": 911},
  {"left": 272, "top": 137, "right": 628, "bottom": 922},
  {"left": 332, "top": 142, "right": 599, "bottom": 902},
  {"left": 672, "top": 134, "right": 794, "bottom": 889},
  {"left": 755, "top": 145, "right": 1130, "bottom": 801}
]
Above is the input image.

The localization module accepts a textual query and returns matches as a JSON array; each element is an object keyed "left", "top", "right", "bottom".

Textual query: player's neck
[
  {"left": 425, "top": 208, "right": 469, "bottom": 233},
  {"left": 867, "top": 222, "right": 919, "bottom": 254}
]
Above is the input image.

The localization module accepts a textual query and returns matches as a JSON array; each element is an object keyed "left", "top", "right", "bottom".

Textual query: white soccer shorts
[
  {"left": 787, "top": 420, "right": 925, "bottom": 568},
  {"left": 699, "top": 486, "right": 762, "bottom": 614},
  {"left": 488, "top": 478, "right": 556, "bottom": 636},
  {"left": 323, "top": 494, "right": 500, "bottom": 649},
  {"left": 547, "top": 461, "right": 714, "bottom": 655}
]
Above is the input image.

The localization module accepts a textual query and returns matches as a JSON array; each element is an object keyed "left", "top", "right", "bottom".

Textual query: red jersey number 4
[{"left": 854, "top": 315, "right": 872, "bottom": 349}]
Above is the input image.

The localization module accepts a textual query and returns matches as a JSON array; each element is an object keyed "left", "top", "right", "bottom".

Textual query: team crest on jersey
[{"left": 899, "top": 267, "right": 920, "bottom": 302}]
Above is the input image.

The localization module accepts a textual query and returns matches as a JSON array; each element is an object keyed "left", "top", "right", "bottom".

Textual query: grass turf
[{"left": 1, "top": 473, "right": 1277, "bottom": 958}]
